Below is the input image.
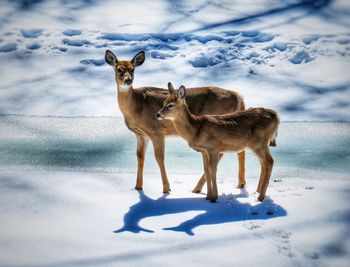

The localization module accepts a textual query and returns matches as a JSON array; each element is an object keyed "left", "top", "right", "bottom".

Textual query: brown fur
[
  {"left": 105, "top": 50, "right": 246, "bottom": 193},
  {"left": 157, "top": 84, "right": 280, "bottom": 202}
]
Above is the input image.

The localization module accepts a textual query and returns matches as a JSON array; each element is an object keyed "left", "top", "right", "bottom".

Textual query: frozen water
[{"left": 0, "top": 116, "right": 349, "bottom": 178}]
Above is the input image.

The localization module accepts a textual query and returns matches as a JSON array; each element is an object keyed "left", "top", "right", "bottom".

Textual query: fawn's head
[
  {"left": 105, "top": 50, "right": 145, "bottom": 91},
  {"left": 156, "top": 82, "right": 187, "bottom": 120}
]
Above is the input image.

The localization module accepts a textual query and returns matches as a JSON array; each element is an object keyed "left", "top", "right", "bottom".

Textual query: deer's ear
[
  {"left": 168, "top": 82, "right": 175, "bottom": 94},
  {"left": 105, "top": 50, "right": 117, "bottom": 66},
  {"left": 131, "top": 51, "right": 145, "bottom": 67},
  {"left": 178, "top": 85, "right": 186, "bottom": 100}
]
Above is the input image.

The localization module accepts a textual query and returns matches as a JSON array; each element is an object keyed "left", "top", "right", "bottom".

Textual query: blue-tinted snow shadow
[{"left": 115, "top": 190, "right": 287, "bottom": 236}]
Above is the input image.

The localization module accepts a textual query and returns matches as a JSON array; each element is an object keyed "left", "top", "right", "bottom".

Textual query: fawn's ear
[
  {"left": 168, "top": 82, "right": 175, "bottom": 94},
  {"left": 105, "top": 50, "right": 118, "bottom": 66},
  {"left": 131, "top": 51, "right": 145, "bottom": 67},
  {"left": 178, "top": 85, "right": 186, "bottom": 100}
]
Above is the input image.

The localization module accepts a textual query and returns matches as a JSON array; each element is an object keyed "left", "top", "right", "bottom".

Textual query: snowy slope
[{"left": 0, "top": 0, "right": 349, "bottom": 120}]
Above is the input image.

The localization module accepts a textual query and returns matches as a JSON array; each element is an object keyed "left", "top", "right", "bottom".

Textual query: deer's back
[
  {"left": 122, "top": 86, "right": 244, "bottom": 137},
  {"left": 196, "top": 108, "right": 279, "bottom": 151}
]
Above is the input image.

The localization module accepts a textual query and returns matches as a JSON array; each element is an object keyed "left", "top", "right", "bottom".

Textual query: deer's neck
[
  {"left": 172, "top": 104, "right": 201, "bottom": 143},
  {"left": 116, "top": 84, "right": 134, "bottom": 115}
]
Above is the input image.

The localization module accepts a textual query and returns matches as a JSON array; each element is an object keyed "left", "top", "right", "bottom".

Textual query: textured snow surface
[{"left": 0, "top": 0, "right": 349, "bottom": 120}]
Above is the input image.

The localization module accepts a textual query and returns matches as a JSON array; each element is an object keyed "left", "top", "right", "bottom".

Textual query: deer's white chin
[{"left": 118, "top": 85, "right": 132, "bottom": 92}]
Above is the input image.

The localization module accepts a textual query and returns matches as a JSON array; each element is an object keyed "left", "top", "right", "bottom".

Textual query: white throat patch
[{"left": 118, "top": 85, "right": 131, "bottom": 92}]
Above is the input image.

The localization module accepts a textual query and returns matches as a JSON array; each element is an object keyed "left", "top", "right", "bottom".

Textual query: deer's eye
[
  {"left": 117, "top": 69, "right": 124, "bottom": 76},
  {"left": 167, "top": 103, "right": 174, "bottom": 110}
]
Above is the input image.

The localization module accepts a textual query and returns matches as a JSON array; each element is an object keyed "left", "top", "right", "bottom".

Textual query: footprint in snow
[
  {"left": 271, "top": 229, "right": 294, "bottom": 257},
  {"left": 21, "top": 29, "right": 42, "bottom": 38},
  {"left": 304, "top": 251, "right": 320, "bottom": 260},
  {"left": 305, "top": 186, "right": 315, "bottom": 190},
  {"left": 243, "top": 220, "right": 264, "bottom": 231},
  {"left": 26, "top": 43, "right": 41, "bottom": 50},
  {"left": 62, "top": 38, "right": 91, "bottom": 47},
  {"left": 80, "top": 59, "right": 105, "bottom": 66},
  {"left": 0, "top": 43, "right": 17, "bottom": 52},
  {"left": 63, "top": 29, "right": 82, "bottom": 37}
]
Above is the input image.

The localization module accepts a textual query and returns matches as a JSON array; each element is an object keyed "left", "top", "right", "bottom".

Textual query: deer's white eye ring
[{"left": 167, "top": 103, "right": 174, "bottom": 110}]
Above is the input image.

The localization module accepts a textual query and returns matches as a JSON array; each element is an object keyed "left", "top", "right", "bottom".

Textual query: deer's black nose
[
  {"left": 155, "top": 112, "right": 162, "bottom": 120},
  {"left": 124, "top": 79, "right": 132, "bottom": 85}
]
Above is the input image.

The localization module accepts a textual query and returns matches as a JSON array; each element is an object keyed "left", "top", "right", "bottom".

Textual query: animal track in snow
[
  {"left": 271, "top": 229, "right": 294, "bottom": 257},
  {"left": 243, "top": 220, "right": 264, "bottom": 231}
]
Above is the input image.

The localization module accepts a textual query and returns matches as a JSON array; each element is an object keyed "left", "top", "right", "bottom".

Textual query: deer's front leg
[
  {"left": 201, "top": 152, "right": 212, "bottom": 200},
  {"left": 135, "top": 135, "right": 149, "bottom": 190},
  {"left": 151, "top": 136, "right": 170, "bottom": 193},
  {"left": 192, "top": 153, "right": 223, "bottom": 193},
  {"left": 208, "top": 150, "right": 220, "bottom": 202}
]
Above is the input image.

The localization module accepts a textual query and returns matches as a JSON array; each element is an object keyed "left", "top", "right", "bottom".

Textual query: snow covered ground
[
  {"left": 0, "top": 0, "right": 350, "bottom": 266},
  {"left": 0, "top": 117, "right": 349, "bottom": 267}
]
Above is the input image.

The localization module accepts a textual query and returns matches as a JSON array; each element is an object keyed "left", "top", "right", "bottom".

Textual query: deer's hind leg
[
  {"left": 135, "top": 134, "right": 149, "bottom": 190},
  {"left": 237, "top": 151, "right": 246, "bottom": 188},
  {"left": 253, "top": 146, "right": 274, "bottom": 202}
]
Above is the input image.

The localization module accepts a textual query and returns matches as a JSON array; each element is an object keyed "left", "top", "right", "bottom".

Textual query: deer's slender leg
[
  {"left": 257, "top": 163, "right": 266, "bottom": 193},
  {"left": 201, "top": 152, "right": 212, "bottom": 200},
  {"left": 258, "top": 148, "right": 274, "bottom": 201},
  {"left": 135, "top": 135, "right": 149, "bottom": 190},
  {"left": 237, "top": 151, "right": 246, "bottom": 188},
  {"left": 151, "top": 136, "right": 170, "bottom": 193},
  {"left": 207, "top": 150, "right": 220, "bottom": 202},
  {"left": 253, "top": 147, "right": 274, "bottom": 202},
  {"left": 192, "top": 153, "right": 223, "bottom": 193}
]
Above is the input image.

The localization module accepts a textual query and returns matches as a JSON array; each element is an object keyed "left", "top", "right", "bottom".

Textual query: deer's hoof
[
  {"left": 192, "top": 188, "right": 201, "bottom": 194},
  {"left": 135, "top": 186, "right": 143, "bottom": 191},
  {"left": 258, "top": 195, "right": 265, "bottom": 202},
  {"left": 237, "top": 183, "right": 246, "bottom": 189}
]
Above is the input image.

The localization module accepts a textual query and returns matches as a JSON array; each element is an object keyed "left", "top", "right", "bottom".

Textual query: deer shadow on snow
[{"left": 115, "top": 190, "right": 287, "bottom": 236}]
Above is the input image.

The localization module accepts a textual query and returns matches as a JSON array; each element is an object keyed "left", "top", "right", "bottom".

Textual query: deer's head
[
  {"left": 105, "top": 50, "right": 145, "bottom": 91},
  {"left": 156, "top": 82, "right": 187, "bottom": 120}
]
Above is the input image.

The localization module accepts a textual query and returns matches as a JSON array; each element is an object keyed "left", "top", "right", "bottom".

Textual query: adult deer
[
  {"left": 105, "top": 50, "right": 245, "bottom": 193},
  {"left": 156, "top": 83, "right": 279, "bottom": 202}
]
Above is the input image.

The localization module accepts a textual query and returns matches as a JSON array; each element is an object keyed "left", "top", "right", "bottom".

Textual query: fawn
[
  {"left": 156, "top": 83, "right": 280, "bottom": 202},
  {"left": 105, "top": 50, "right": 245, "bottom": 193}
]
